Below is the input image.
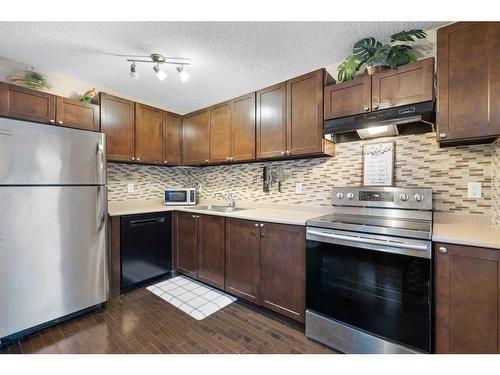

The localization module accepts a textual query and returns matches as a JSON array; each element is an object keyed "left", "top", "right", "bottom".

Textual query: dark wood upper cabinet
[
  {"left": 256, "top": 82, "right": 287, "bottom": 159},
  {"left": 260, "top": 222, "right": 306, "bottom": 323},
  {"left": 174, "top": 212, "right": 198, "bottom": 279},
  {"left": 182, "top": 108, "right": 210, "bottom": 165},
  {"left": 56, "top": 96, "right": 100, "bottom": 132},
  {"left": 209, "top": 101, "right": 231, "bottom": 163},
  {"left": 286, "top": 69, "right": 324, "bottom": 156},
  {"left": 163, "top": 111, "right": 182, "bottom": 166},
  {"left": 435, "top": 243, "right": 500, "bottom": 353},
  {"left": 100, "top": 93, "right": 135, "bottom": 162},
  {"left": 324, "top": 75, "right": 371, "bottom": 119},
  {"left": 437, "top": 22, "right": 500, "bottom": 144},
  {"left": 225, "top": 218, "right": 261, "bottom": 304},
  {"left": 197, "top": 215, "right": 225, "bottom": 290},
  {"left": 0, "top": 83, "right": 56, "bottom": 124},
  {"left": 135, "top": 103, "right": 163, "bottom": 165},
  {"left": 371, "top": 57, "right": 434, "bottom": 111},
  {"left": 231, "top": 93, "right": 256, "bottom": 162}
]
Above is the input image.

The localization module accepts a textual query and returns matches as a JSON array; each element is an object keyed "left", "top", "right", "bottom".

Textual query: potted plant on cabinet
[{"left": 336, "top": 29, "right": 427, "bottom": 82}]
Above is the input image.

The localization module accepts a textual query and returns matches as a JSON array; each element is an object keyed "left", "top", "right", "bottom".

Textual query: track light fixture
[{"left": 126, "top": 53, "right": 190, "bottom": 82}]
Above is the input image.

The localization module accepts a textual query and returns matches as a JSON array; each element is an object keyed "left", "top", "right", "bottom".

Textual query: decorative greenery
[
  {"left": 337, "top": 55, "right": 360, "bottom": 82},
  {"left": 337, "top": 29, "right": 426, "bottom": 82},
  {"left": 8, "top": 68, "right": 51, "bottom": 90}
]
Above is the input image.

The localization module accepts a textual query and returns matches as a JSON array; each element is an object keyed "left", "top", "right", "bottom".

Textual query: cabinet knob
[
  {"left": 164, "top": 161, "right": 168, "bottom": 164},
  {"left": 372, "top": 104, "right": 379, "bottom": 110},
  {"left": 254, "top": 223, "right": 259, "bottom": 227},
  {"left": 226, "top": 157, "right": 230, "bottom": 161},
  {"left": 280, "top": 151, "right": 285, "bottom": 155},
  {"left": 49, "top": 119, "right": 55, "bottom": 124},
  {"left": 286, "top": 150, "right": 290, "bottom": 155},
  {"left": 132, "top": 157, "right": 135, "bottom": 161},
  {"left": 137, "top": 158, "right": 140, "bottom": 161},
  {"left": 363, "top": 106, "right": 369, "bottom": 112},
  {"left": 439, "top": 133, "right": 447, "bottom": 139},
  {"left": 259, "top": 223, "right": 264, "bottom": 228},
  {"left": 205, "top": 159, "right": 209, "bottom": 163},
  {"left": 438, "top": 246, "right": 448, "bottom": 254},
  {"left": 58, "top": 121, "right": 64, "bottom": 125},
  {"left": 230, "top": 157, "right": 234, "bottom": 161}
]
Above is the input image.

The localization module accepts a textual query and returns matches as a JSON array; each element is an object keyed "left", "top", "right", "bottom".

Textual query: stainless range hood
[{"left": 324, "top": 101, "right": 435, "bottom": 143}]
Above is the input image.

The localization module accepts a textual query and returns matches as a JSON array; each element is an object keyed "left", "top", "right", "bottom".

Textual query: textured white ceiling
[{"left": 0, "top": 22, "right": 443, "bottom": 114}]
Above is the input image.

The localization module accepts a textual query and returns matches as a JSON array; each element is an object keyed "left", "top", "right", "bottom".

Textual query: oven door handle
[{"left": 307, "top": 229, "right": 430, "bottom": 252}]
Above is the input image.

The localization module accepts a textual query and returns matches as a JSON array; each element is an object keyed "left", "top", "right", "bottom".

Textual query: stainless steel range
[{"left": 305, "top": 186, "right": 433, "bottom": 354}]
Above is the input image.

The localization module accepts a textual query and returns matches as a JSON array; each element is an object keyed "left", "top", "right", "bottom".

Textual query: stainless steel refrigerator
[{"left": 0, "top": 118, "right": 107, "bottom": 342}]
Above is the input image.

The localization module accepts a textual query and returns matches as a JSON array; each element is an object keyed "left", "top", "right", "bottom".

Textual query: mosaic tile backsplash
[{"left": 108, "top": 132, "right": 499, "bottom": 218}]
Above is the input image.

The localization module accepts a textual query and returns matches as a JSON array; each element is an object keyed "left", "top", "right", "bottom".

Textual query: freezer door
[
  {"left": 0, "top": 118, "right": 106, "bottom": 185},
  {"left": 0, "top": 186, "right": 107, "bottom": 339}
]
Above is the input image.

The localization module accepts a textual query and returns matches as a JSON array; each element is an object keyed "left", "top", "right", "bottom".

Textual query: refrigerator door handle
[
  {"left": 96, "top": 143, "right": 105, "bottom": 185},
  {"left": 97, "top": 186, "right": 106, "bottom": 232}
]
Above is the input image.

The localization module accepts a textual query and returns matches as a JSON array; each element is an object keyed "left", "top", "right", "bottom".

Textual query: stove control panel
[{"left": 332, "top": 187, "right": 432, "bottom": 210}]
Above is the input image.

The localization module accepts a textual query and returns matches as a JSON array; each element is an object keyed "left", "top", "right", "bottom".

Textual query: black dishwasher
[{"left": 121, "top": 212, "right": 172, "bottom": 292}]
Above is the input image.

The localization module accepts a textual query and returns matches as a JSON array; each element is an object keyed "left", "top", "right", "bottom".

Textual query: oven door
[{"left": 306, "top": 227, "right": 432, "bottom": 353}]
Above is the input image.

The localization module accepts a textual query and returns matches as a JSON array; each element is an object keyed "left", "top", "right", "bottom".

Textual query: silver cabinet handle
[
  {"left": 132, "top": 157, "right": 135, "bottom": 161},
  {"left": 280, "top": 151, "right": 285, "bottom": 155},
  {"left": 439, "top": 133, "right": 447, "bottom": 139},
  {"left": 363, "top": 106, "right": 370, "bottom": 111},
  {"left": 137, "top": 158, "right": 141, "bottom": 161},
  {"left": 49, "top": 119, "right": 55, "bottom": 124},
  {"left": 286, "top": 150, "right": 290, "bottom": 155},
  {"left": 373, "top": 104, "right": 379, "bottom": 110},
  {"left": 164, "top": 160, "right": 168, "bottom": 164},
  {"left": 254, "top": 223, "right": 259, "bottom": 227},
  {"left": 259, "top": 223, "right": 264, "bottom": 228},
  {"left": 438, "top": 246, "right": 448, "bottom": 254},
  {"left": 58, "top": 121, "right": 64, "bottom": 125},
  {"left": 205, "top": 159, "right": 209, "bottom": 163}
]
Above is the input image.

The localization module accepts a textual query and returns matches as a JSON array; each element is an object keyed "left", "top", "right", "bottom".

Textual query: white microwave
[{"left": 164, "top": 188, "right": 197, "bottom": 206}]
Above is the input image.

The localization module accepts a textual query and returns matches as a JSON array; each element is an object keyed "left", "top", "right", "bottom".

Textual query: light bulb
[
  {"left": 129, "top": 63, "right": 139, "bottom": 79},
  {"left": 153, "top": 64, "right": 167, "bottom": 81},
  {"left": 176, "top": 66, "right": 190, "bottom": 82}
]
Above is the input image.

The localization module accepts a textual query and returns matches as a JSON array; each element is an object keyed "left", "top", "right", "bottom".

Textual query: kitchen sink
[{"left": 191, "top": 205, "right": 247, "bottom": 213}]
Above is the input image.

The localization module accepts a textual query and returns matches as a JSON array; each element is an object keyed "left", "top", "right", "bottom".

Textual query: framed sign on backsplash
[{"left": 362, "top": 141, "right": 395, "bottom": 186}]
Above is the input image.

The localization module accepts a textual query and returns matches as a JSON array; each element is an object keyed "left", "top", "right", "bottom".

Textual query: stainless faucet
[{"left": 215, "top": 192, "right": 235, "bottom": 207}]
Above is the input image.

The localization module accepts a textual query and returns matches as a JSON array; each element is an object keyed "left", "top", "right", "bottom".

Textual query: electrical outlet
[
  {"left": 127, "top": 183, "right": 135, "bottom": 193},
  {"left": 467, "top": 182, "right": 481, "bottom": 199},
  {"left": 295, "top": 182, "right": 303, "bottom": 193}
]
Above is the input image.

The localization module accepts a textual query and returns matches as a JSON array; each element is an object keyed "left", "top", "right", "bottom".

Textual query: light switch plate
[
  {"left": 467, "top": 182, "right": 481, "bottom": 199},
  {"left": 127, "top": 183, "right": 135, "bottom": 193},
  {"left": 295, "top": 182, "right": 303, "bottom": 193}
]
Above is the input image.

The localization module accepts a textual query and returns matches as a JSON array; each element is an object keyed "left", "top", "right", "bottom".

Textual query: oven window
[
  {"left": 165, "top": 191, "right": 187, "bottom": 203},
  {"left": 306, "top": 239, "right": 431, "bottom": 352}
]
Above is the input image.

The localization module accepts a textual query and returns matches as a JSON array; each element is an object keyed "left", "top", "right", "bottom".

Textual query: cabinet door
[
  {"left": 371, "top": 57, "right": 434, "bottom": 111},
  {"left": 256, "top": 82, "right": 287, "bottom": 159},
  {"left": 435, "top": 243, "right": 500, "bottom": 353},
  {"left": 100, "top": 93, "right": 135, "bottom": 162},
  {"left": 174, "top": 212, "right": 198, "bottom": 279},
  {"left": 135, "top": 103, "right": 163, "bottom": 165},
  {"left": 260, "top": 222, "right": 306, "bottom": 322},
  {"left": 209, "top": 101, "right": 231, "bottom": 163},
  {"left": 231, "top": 93, "right": 256, "bottom": 162},
  {"left": 324, "top": 75, "right": 371, "bottom": 119},
  {"left": 437, "top": 22, "right": 500, "bottom": 142},
  {"left": 56, "top": 96, "right": 100, "bottom": 131},
  {"left": 197, "top": 215, "right": 225, "bottom": 289},
  {"left": 286, "top": 69, "right": 324, "bottom": 156},
  {"left": 0, "top": 83, "right": 56, "bottom": 124},
  {"left": 225, "top": 218, "right": 261, "bottom": 304},
  {"left": 182, "top": 108, "right": 210, "bottom": 165},
  {"left": 163, "top": 112, "right": 182, "bottom": 166}
]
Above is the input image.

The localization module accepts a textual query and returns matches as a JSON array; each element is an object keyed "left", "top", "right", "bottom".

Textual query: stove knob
[
  {"left": 346, "top": 192, "right": 355, "bottom": 200},
  {"left": 414, "top": 193, "right": 424, "bottom": 202},
  {"left": 335, "top": 192, "right": 344, "bottom": 199},
  {"left": 400, "top": 193, "right": 409, "bottom": 201}
]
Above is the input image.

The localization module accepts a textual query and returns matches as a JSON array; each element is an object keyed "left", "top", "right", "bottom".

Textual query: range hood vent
[{"left": 324, "top": 101, "right": 435, "bottom": 143}]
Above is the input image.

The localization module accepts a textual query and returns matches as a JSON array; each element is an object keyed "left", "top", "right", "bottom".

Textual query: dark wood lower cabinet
[
  {"left": 174, "top": 212, "right": 199, "bottom": 279},
  {"left": 260, "top": 223, "right": 306, "bottom": 322},
  {"left": 225, "top": 218, "right": 261, "bottom": 303},
  {"left": 435, "top": 242, "right": 500, "bottom": 353},
  {"left": 197, "top": 215, "right": 225, "bottom": 289}
]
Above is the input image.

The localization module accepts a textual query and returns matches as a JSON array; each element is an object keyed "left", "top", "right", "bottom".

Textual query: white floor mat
[{"left": 147, "top": 275, "right": 237, "bottom": 320}]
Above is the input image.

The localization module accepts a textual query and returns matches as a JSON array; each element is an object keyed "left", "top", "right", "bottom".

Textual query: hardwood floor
[{"left": 1, "top": 287, "right": 335, "bottom": 354}]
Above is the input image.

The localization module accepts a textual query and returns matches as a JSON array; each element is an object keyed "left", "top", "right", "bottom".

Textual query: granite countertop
[
  {"left": 108, "top": 199, "right": 331, "bottom": 226},
  {"left": 432, "top": 213, "right": 500, "bottom": 250}
]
